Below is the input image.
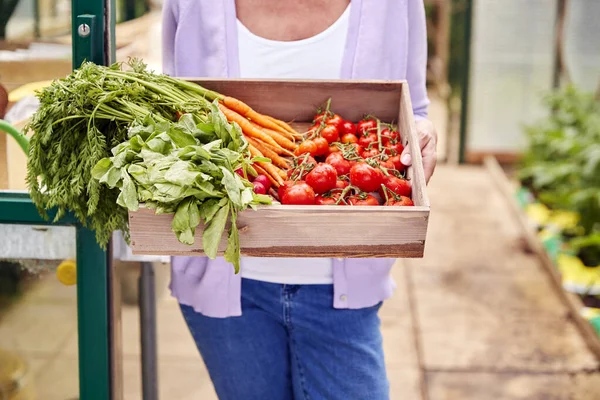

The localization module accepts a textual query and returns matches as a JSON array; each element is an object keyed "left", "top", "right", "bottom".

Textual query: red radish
[
  {"left": 252, "top": 182, "right": 267, "bottom": 195},
  {"left": 253, "top": 174, "right": 271, "bottom": 191}
]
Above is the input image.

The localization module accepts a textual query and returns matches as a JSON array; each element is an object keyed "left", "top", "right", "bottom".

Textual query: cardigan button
[{"left": 339, "top": 294, "right": 347, "bottom": 302}]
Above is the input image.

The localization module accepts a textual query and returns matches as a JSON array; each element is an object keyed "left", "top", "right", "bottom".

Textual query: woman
[{"left": 162, "top": 1, "right": 437, "bottom": 399}]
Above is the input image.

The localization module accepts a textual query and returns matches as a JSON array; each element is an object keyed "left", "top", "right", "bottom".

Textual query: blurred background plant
[{"left": 518, "top": 85, "right": 600, "bottom": 266}]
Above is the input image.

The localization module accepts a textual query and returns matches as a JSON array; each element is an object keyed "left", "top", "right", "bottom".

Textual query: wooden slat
[
  {"left": 399, "top": 84, "right": 430, "bottom": 208},
  {"left": 190, "top": 79, "right": 403, "bottom": 123},
  {"left": 484, "top": 156, "right": 600, "bottom": 362},
  {"left": 130, "top": 206, "right": 428, "bottom": 258}
]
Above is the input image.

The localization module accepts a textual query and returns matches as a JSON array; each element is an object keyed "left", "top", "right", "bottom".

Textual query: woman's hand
[{"left": 400, "top": 118, "right": 437, "bottom": 184}]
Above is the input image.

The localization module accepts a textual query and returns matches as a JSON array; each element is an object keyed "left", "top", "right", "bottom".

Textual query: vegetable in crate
[
  {"left": 92, "top": 113, "right": 271, "bottom": 272},
  {"left": 24, "top": 59, "right": 293, "bottom": 270}
]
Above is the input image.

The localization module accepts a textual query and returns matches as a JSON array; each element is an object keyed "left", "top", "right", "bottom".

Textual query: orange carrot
[
  {"left": 264, "top": 115, "right": 298, "bottom": 137},
  {"left": 254, "top": 164, "right": 280, "bottom": 187},
  {"left": 262, "top": 140, "right": 295, "bottom": 157},
  {"left": 262, "top": 128, "right": 298, "bottom": 151},
  {"left": 246, "top": 137, "right": 291, "bottom": 169},
  {"left": 249, "top": 145, "right": 285, "bottom": 186},
  {"left": 221, "top": 96, "right": 294, "bottom": 137},
  {"left": 260, "top": 162, "right": 285, "bottom": 186},
  {"left": 218, "top": 104, "right": 280, "bottom": 149}
]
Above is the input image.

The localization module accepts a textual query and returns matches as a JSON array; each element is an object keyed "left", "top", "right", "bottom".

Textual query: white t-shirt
[{"left": 237, "top": 4, "right": 351, "bottom": 284}]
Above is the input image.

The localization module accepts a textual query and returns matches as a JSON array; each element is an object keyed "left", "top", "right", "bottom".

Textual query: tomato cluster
[{"left": 280, "top": 106, "right": 414, "bottom": 207}]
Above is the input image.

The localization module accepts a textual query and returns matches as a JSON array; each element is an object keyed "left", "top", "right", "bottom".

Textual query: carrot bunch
[{"left": 216, "top": 97, "right": 299, "bottom": 187}]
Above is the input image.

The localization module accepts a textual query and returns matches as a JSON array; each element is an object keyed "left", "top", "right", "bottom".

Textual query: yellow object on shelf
[
  {"left": 56, "top": 259, "right": 77, "bottom": 286},
  {"left": 8, "top": 81, "right": 54, "bottom": 103}
]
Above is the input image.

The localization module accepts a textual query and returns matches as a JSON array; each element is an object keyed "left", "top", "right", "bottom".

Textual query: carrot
[
  {"left": 254, "top": 164, "right": 280, "bottom": 187},
  {"left": 247, "top": 137, "right": 291, "bottom": 169},
  {"left": 247, "top": 144, "right": 285, "bottom": 185},
  {"left": 264, "top": 115, "right": 298, "bottom": 136},
  {"left": 218, "top": 104, "right": 281, "bottom": 149},
  {"left": 263, "top": 140, "right": 295, "bottom": 157},
  {"left": 262, "top": 128, "right": 298, "bottom": 151},
  {"left": 221, "top": 96, "right": 294, "bottom": 138},
  {"left": 260, "top": 162, "right": 285, "bottom": 186}
]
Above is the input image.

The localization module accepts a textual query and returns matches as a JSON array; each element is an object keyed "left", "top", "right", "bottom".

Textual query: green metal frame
[{"left": 0, "top": 192, "right": 111, "bottom": 399}]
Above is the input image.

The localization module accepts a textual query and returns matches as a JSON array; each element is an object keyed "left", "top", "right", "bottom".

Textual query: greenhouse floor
[{"left": 1, "top": 164, "right": 599, "bottom": 399}]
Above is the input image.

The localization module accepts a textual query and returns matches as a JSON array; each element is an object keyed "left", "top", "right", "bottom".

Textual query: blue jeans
[{"left": 179, "top": 278, "right": 389, "bottom": 400}]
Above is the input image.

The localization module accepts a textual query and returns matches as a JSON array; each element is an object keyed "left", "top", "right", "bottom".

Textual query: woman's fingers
[{"left": 400, "top": 119, "right": 438, "bottom": 184}]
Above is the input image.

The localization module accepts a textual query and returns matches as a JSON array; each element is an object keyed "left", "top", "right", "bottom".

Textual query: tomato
[
  {"left": 296, "top": 140, "right": 318, "bottom": 157},
  {"left": 340, "top": 121, "right": 357, "bottom": 136},
  {"left": 321, "top": 125, "right": 340, "bottom": 144},
  {"left": 288, "top": 155, "right": 316, "bottom": 180},
  {"left": 379, "top": 176, "right": 411, "bottom": 198},
  {"left": 350, "top": 143, "right": 364, "bottom": 156},
  {"left": 278, "top": 180, "right": 295, "bottom": 200},
  {"left": 385, "top": 196, "right": 414, "bottom": 206},
  {"left": 280, "top": 181, "right": 316, "bottom": 205},
  {"left": 328, "top": 144, "right": 341, "bottom": 154},
  {"left": 378, "top": 159, "right": 395, "bottom": 170},
  {"left": 305, "top": 163, "right": 338, "bottom": 194},
  {"left": 361, "top": 148, "right": 380, "bottom": 159},
  {"left": 252, "top": 181, "right": 267, "bottom": 195},
  {"left": 335, "top": 179, "right": 349, "bottom": 189},
  {"left": 325, "top": 153, "right": 351, "bottom": 176},
  {"left": 313, "top": 112, "right": 328, "bottom": 124},
  {"left": 298, "top": 155, "right": 317, "bottom": 167},
  {"left": 357, "top": 118, "right": 377, "bottom": 135},
  {"left": 253, "top": 174, "right": 271, "bottom": 191},
  {"left": 358, "top": 133, "right": 379, "bottom": 149},
  {"left": 326, "top": 114, "right": 344, "bottom": 130},
  {"left": 348, "top": 194, "right": 380, "bottom": 206},
  {"left": 312, "top": 137, "right": 329, "bottom": 156},
  {"left": 349, "top": 162, "right": 384, "bottom": 193},
  {"left": 385, "top": 142, "right": 404, "bottom": 156},
  {"left": 341, "top": 133, "right": 358, "bottom": 144},
  {"left": 315, "top": 195, "right": 338, "bottom": 205},
  {"left": 389, "top": 155, "right": 405, "bottom": 172},
  {"left": 382, "top": 129, "right": 400, "bottom": 145}
]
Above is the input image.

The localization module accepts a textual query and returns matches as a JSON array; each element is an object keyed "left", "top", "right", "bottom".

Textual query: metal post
[
  {"left": 76, "top": 227, "right": 111, "bottom": 400},
  {"left": 458, "top": 0, "right": 473, "bottom": 164},
  {"left": 139, "top": 262, "right": 159, "bottom": 400},
  {"left": 70, "top": 0, "right": 117, "bottom": 398}
]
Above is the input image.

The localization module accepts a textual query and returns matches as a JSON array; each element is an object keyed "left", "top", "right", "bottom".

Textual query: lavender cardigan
[{"left": 161, "top": 0, "right": 430, "bottom": 317}]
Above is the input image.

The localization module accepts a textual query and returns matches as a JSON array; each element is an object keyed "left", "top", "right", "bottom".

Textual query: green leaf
[
  {"left": 220, "top": 167, "right": 242, "bottom": 207},
  {"left": 168, "top": 125, "right": 198, "bottom": 148},
  {"left": 164, "top": 161, "right": 201, "bottom": 186},
  {"left": 224, "top": 212, "right": 240, "bottom": 273},
  {"left": 251, "top": 156, "right": 271, "bottom": 163},
  {"left": 99, "top": 166, "right": 122, "bottom": 188},
  {"left": 91, "top": 158, "right": 112, "bottom": 180},
  {"left": 172, "top": 198, "right": 191, "bottom": 233},
  {"left": 128, "top": 164, "right": 149, "bottom": 186},
  {"left": 128, "top": 121, "right": 155, "bottom": 140},
  {"left": 177, "top": 114, "right": 199, "bottom": 136},
  {"left": 203, "top": 203, "right": 230, "bottom": 259},
  {"left": 200, "top": 198, "right": 227, "bottom": 224},
  {"left": 121, "top": 170, "right": 139, "bottom": 211}
]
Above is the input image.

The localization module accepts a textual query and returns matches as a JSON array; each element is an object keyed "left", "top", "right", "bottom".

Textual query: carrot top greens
[{"left": 26, "top": 59, "right": 269, "bottom": 271}]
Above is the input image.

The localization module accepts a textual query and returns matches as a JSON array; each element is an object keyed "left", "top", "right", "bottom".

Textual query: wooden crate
[{"left": 129, "top": 79, "right": 430, "bottom": 258}]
